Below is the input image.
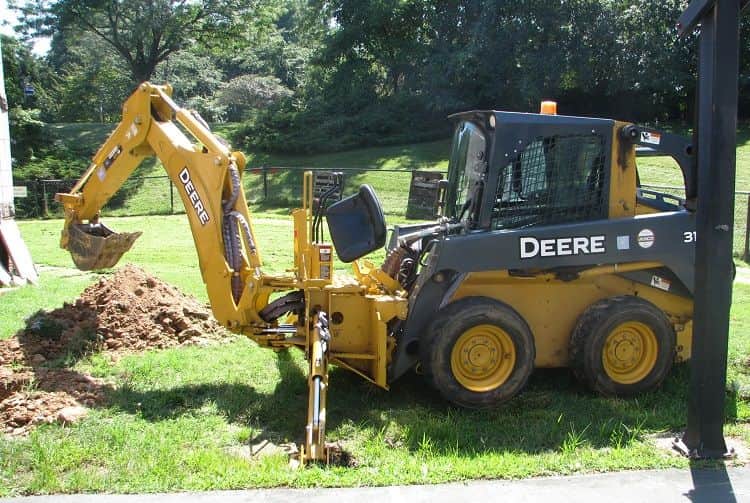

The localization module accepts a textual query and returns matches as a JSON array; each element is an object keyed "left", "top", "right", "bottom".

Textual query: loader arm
[{"left": 56, "top": 83, "right": 274, "bottom": 329}]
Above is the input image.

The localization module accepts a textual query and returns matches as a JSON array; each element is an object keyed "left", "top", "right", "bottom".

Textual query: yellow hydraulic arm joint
[{"left": 301, "top": 312, "right": 331, "bottom": 464}]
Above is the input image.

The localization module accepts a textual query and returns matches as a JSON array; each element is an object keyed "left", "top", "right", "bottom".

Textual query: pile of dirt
[{"left": 0, "top": 264, "right": 232, "bottom": 435}]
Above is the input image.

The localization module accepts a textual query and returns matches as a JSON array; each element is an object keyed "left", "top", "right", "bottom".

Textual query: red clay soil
[{"left": 0, "top": 264, "right": 231, "bottom": 435}]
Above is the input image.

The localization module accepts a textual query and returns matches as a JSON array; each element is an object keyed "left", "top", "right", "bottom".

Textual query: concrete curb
[{"left": 4, "top": 466, "right": 749, "bottom": 503}]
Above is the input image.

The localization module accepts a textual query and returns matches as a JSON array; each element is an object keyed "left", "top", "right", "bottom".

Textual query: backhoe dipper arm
[{"left": 56, "top": 83, "right": 272, "bottom": 330}]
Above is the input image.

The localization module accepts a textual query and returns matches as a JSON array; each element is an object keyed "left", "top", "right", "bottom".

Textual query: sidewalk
[{"left": 4, "top": 466, "right": 749, "bottom": 503}]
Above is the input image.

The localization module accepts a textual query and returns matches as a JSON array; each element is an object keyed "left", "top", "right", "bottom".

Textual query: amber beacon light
[{"left": 540, "top": 101, "right": 558, "bottom": 115}]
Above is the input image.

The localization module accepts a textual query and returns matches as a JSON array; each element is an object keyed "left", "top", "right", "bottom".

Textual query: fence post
[
  {"left": 34, "top": 180, "right": 42, "bottom": 217},
  {"left": 263, "top": 167, "right": 268, "bottom": 201},
  {"left": 41, "top": 180, "right": 49, "bottom": 217},
  {"left": 744, "top": 195, "right": 750, "bottom": 262},
  {"left": 169, "top": 179, "right": 175, "bottom": 214}
]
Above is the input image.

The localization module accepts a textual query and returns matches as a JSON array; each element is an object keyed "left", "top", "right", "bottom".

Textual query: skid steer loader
[{"left": 56, "top": 83, "right": 694, "bottom": 463}]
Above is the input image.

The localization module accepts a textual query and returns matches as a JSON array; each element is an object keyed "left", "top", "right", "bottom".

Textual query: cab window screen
[{"left": 493, "top": 134, "right": 606, "bottom": 229}]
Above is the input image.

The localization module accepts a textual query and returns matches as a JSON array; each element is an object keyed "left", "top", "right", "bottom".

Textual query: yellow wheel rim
[
  {"left": 450, "top": 325, "right": 516, "bottom": 392},
  {"left": 602, "top": 321, "right": 658, "bottom": 384}
]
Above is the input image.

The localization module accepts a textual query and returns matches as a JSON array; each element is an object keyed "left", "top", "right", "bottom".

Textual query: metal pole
[
  {"left": 36, "top": 180, "right": 42, "bottom": 217},
  {"left": 263, "top": 167, "right": 268, "bottom": 201},
  {"left": 169, "top": 179, "right": 174, "bottom": 214},
  {"left": 0, "top": 36, "right": 15, "bottom": 219},
  {"left": 42, "top": 180, "right": 49, "bottom": 217},
  {"left": 681, "top": 0, "right": 740, "bottom": 458},
  {"left": 744, "top": 196, "right": 750, "bottom": 262}
]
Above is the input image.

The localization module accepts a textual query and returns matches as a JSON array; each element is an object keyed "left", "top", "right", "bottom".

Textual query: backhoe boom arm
[{"left": 56, "top": 83, "right": 272, "bottom": 329}]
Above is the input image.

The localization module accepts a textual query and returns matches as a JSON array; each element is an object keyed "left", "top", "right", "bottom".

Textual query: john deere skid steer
[
  {"left": 56, "top": 83, "right": 695, "bottom": 463},
  {"left": 387, "top": 109, "right": 695, "bottom": 408}
]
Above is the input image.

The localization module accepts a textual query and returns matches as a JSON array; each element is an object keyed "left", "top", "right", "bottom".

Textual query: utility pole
[
  {"left": 0, "top": 38, "right": 14, "bottom": 221},
  {"left": 0, "top": 35, "right": 38, "bottom": 285},
  {"left": 676, "top": 0, "right": 743, "bottom": 458}
]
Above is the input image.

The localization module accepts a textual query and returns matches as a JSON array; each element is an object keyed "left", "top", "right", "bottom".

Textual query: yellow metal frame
[
  {"left": 56, "top": 96, "right": 408, "bottom": 464},
  {"left": 451, "top": 264, "right": 693, "bottom": 368}
]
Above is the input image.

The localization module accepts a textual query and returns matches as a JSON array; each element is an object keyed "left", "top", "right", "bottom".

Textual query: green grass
[
  {"left": 238, "top": 140, "right": 449, "bottom": 219},
  {"left": 13, "top": 215, "right": 296, "bottom": 299},
  {"left": 0, "top": 271, "right": 96, "bottom": 340},
  {"left": 45, "top": 121, "right": 449, "bottom": 173},
  {"left": 1, "top": 215, "right": 749, "bottom": 496}
]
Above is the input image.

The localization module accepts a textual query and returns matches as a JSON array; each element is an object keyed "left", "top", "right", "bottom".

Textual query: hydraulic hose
[
  {"left": 223, "top": 162, "right": 242, "bottom": 212},
  {"left": 229, "top": 211, "right": 258, "bottom": 255},
  {"left": 222, "top": 161, "right": 246, "bottom": 303}
]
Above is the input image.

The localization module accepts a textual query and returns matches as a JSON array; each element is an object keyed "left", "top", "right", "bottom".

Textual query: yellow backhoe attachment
[
  {"left": 63, "top": 222, "right": 141, "bottom": 271},
  {"left": 55, "top": 83, "right": 407, "bottom": 467}
]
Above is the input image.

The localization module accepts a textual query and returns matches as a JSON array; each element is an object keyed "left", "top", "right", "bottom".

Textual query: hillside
[{"left": 28, "top": 122, "right": 750, "bottom": 256}]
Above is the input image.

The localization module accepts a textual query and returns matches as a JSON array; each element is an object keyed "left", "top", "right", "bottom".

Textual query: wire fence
[
  {"left": 12, "top": 168, "right": 750, "bottom": 259},
  {"left": 12, "top": 167, "right": 446, "bottom": 220}
]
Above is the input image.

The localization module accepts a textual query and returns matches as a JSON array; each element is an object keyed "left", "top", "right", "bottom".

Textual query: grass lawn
[
  {"left": 40, "top": 123, "right": 449, "bottom": 220},
  {"left": 1, "top": 215, "right": 749, "bottom": 496}
]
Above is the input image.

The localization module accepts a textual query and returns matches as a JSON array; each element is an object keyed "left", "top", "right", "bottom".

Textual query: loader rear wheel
[
  {"left": 569, "top": 296, "right": 675, "bottom": 397},
  {"left": 423, "top": 297, "right": 535, "bottom": 408}
]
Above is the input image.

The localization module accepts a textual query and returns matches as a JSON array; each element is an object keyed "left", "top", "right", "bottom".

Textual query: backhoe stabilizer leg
[{"left": 301, "top": 312, "right": 330, "bottom": 464}]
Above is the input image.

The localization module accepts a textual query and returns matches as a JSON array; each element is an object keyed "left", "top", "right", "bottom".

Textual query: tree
[
  {"left": 14, "top": 0, "right": 281, "bottom": 83},
  {"left": 1, "top": 34, "right": 59, "bottom": 169},
  {"left": 214, "top": 74, "right": 292, "bottom": 120},
  {"left": 1, "top": 34, "right": 54, "bottom": 114},
  {"left": 46, "top": 30, "right": 133, "bottom": 122},
  {"left": 153, "top": 48, "right": 226, "bottom": 121}
]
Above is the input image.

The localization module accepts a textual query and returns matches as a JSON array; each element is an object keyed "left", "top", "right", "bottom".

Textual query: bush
[{"left": 8, "top": 107, "right": 47, "bottom": 166}]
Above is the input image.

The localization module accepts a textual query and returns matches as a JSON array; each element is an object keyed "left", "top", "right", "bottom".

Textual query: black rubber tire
[
  {"left": 421, "top": 296, "right": 535, "bottom": 409},
  {"left": 569, "top": 296, "right": 676, "bottom": 397}
]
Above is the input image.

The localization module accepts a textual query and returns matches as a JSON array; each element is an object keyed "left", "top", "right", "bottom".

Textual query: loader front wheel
[
  {"left": 569, "top": 296, "right": 675, "bottom": 397},
  {"left": 423, "top": 297, "right": 535, "bottom": 408}
]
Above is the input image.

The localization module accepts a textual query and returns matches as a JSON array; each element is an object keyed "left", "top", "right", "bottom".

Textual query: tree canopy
[
  {"left": 14, "top": 0, "right": 281, "bottom": 83},
  {"left": 4, "top": 0, "right": 750, "bottom": 159}
]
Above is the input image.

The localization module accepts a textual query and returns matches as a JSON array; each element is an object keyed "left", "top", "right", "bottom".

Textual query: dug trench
[{"left": 0, "top": 264, "right": 232, "bottom": 436}]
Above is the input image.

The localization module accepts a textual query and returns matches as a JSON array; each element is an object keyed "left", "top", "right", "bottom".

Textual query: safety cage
[{"left": 492, "top": 133, "right": 608, "bottom": 230}]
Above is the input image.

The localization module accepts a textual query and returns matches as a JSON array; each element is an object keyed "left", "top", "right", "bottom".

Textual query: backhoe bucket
[{"left": 64, "top": 223, "right": 141, "bottom": 271}]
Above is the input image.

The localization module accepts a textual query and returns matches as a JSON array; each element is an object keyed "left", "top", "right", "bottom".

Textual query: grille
[{"left": 493, "top": 134, "right": 607, "bottom": 229}]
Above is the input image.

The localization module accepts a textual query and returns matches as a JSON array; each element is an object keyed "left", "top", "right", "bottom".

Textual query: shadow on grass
[
  {"left": 100, "top": 348, "right": 740, "bottom": 457},
  {"left": 332, "top": 364, "right": 700, "bottom": 455},
  {"left": 107, "top": 349, "right": 308, "bottom": 441},
  {"left": 7, "top": 304, "right": 742, "bottom": 458}
]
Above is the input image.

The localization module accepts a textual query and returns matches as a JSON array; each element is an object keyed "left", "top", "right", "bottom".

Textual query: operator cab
[
  {"left": 444, "top": 110, "right": 694, "bottom": 231},
  {"left": 445, "top": 110, "right": 614, "bottom": 230}
]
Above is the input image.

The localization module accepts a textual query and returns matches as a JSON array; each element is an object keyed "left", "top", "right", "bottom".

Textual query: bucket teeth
[{"left": 65, "top": 223, "right": 142, "bottom": 271}]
